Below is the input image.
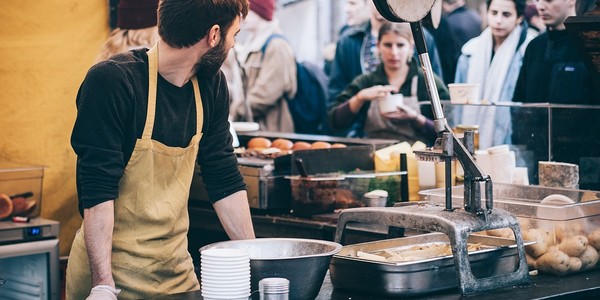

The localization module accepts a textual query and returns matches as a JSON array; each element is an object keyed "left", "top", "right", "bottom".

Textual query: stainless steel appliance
[
  {"left": 0, "top": 218, "right": 60, "bottom": 300},
  {"left": 189, "top": 133, "right": 398, "bottom": 210}
]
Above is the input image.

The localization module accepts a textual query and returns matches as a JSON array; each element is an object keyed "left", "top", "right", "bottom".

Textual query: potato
[
  {"left": 568, "top": 257, "right": 583, "bottom": 272},
  {"left": 555, "top": 222, "right": 585, "bottom": 243},
  {"left": 579, "top": 245, "right": 599, "bottom": 270},
  {"left": 487, "top": 228, "right": 514, "bottom": 239},
  {"left": 587, "top": 229, "right": 600, "bottom": 251},
  {"left": 558, "top": 235, "right": 588, "bottom": 257},
  {"left": 523, "top": 228, "right": 549, "bottom": 258},
  {"left": 536, "top": 248, "right": 570, "bottom": 275}
]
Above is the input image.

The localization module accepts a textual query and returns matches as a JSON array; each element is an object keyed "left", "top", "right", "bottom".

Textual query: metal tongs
[{"left": 372, "top": 0, "right": 492, "bottom": 216}]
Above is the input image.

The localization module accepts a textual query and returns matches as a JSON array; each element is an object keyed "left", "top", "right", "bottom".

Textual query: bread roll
[
  {"left": 247, "top": 137, "right": 272, "bottom": 149},
  {"left": 0, "top": 194, "right": 13, "bottom": 219},
  {"left": 271, "top": 138, "right": 294, "bottom": 151},
  {"left": 311, "top": 141, "right": 332, "bottom": 149},
  {"left": 292, "top": 141, "right": 312, "bottom": 151}
]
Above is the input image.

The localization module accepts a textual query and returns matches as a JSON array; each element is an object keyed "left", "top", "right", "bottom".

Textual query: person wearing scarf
[{"left": 452, "top": 0, "right": 537, "bottom": 149}]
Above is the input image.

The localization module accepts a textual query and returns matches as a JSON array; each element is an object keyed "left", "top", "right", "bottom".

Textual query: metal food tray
[{"left": 329, "top": 232, "right": 532, "bottom": 297}]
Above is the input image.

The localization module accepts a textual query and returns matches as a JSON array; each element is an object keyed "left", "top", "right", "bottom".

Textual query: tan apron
[
  {"left": 364, "top": 75, "right": 421, "bottom": 142},
  {"left": 66, "top": 46, "right": 203, "bottom": 299}
]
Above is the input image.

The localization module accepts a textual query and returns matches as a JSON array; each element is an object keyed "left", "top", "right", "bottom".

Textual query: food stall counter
[{"left": 155, "top": 268, "right": 600, "bottom": 299}]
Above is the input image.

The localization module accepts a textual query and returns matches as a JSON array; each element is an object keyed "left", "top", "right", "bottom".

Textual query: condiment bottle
[{"left": 259, "top": 277, "right": 289, "bottom": 300}]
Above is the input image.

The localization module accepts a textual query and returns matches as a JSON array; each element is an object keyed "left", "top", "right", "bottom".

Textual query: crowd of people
[{"left": 226, "top": 0, "right": 598, "bottom": 147}]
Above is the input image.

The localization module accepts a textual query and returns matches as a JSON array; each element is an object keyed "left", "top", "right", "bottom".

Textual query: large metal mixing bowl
[{"left": 199, "top": 238, "right": 342, "bottom": 300}]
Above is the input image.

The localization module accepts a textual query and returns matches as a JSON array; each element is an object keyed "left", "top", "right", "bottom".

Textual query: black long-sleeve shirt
[
  {"left": 71, "top": 49, "right": 245, "bottom": 215},
  {"left": 513, "top": 30, "right": 598, "bottom": 104}
]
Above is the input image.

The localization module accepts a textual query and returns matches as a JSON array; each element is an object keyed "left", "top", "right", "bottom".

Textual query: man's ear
[{"left": 208, "top": 24, "right": 221, "bottom": 47}]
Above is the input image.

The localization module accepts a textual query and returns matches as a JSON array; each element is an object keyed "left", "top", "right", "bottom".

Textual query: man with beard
[{"left": 66, "top": 1, "right": 255, "bottom": 299}]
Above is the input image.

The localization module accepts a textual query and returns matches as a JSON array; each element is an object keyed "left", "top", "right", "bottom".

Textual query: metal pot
[{"left": 199, "top": 238, "right": 342, "bottom": 300}]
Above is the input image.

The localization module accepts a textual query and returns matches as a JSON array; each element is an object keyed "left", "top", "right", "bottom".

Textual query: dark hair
[
  {"left": 486, "top": 0, "right": 526, "bottom": 17},
  {"left": 158, "top": 0, "right": 249, "bottom": 48}
]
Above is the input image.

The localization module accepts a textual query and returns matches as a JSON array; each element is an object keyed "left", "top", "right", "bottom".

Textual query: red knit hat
[
  {"left": 117, "top": 0, "right": 159, "bottom": 30},
  {"left": 249, "top": 0, "right": 275, "bottom": 21}
]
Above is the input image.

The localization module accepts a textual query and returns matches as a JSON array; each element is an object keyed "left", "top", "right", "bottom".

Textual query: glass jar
[{"left": 454, "top": 124, "right": 480, "bottom": 151}]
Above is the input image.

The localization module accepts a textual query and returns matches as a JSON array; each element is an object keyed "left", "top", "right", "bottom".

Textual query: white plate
[
  {"left": 232, "top": 122, "right": 260, "bottom": 132},
  {"left": 200, "top": 271, "right": 250, "bottom": 279},
  {"left": 201, "top": 278, "right": 250, "bottom": 284},
  {"left": 201, "top": 248, "right": 249, "bottom": 258},
  {"left": 202, "top": 291, "right": 251, "bottom": 299},
  {"left": 201, "top": 284, "right": 250, "bottom": 292}
]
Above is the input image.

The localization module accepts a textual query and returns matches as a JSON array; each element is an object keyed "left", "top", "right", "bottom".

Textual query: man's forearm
[
  {"left": 83, "top": 201, "right": 116, "bottom": 287},
  {"left": 213, "top": 190, "right": 256, "bottom": 240}
]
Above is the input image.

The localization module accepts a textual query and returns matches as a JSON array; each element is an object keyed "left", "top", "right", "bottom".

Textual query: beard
[{"left": 194, "top": 38, "right": 228, "bottom": 79}]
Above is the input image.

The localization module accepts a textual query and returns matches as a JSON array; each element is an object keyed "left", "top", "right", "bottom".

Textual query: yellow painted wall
[{"left": 0, "top": 0, "right": 109, "bottom": 256}]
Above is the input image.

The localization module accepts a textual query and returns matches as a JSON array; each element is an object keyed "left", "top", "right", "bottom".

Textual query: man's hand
[{"left": 86, "top": 285, "right": 121, "bottom": 300}]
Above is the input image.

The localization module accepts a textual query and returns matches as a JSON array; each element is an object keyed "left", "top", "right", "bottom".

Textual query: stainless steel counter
[{"left": 156, "top": 269, "right": 600, "bottom": 299}]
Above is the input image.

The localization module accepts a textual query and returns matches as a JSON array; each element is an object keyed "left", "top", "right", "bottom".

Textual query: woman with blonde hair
[
  {"left": 96, "top": 0, "right": 159, "bottom": 62},
  {"left": 328, "top": 22, "right": 449, "bottom": 145}
]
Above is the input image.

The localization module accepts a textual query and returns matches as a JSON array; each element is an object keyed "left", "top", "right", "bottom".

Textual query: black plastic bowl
[{"left": 199, "top": 238, "right": 342, "bottom": 300}]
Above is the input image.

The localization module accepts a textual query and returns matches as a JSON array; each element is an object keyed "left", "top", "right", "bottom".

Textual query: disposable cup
[{"left": 378, "top": 93, "right": 404, "bottom": 114}]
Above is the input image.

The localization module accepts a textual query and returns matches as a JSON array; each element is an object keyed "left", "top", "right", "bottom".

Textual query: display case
[
  {"left": 0, "top": 162, "right": 44, "bottom": 219},
  {"left": 420, "top": 183, "right": 600, "bottom": 276},
  {"left": 421, "top": 101, "right": 600, "bottom": 190}
]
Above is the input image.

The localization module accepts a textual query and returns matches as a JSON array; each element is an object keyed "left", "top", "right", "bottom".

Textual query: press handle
[{"left": 294, "top": 158, "right": 309, "bottom": 178}]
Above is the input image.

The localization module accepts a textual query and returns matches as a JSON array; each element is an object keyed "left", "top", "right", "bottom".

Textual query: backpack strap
[
  {"left": 260, "top": 33, "right": 294, "bottom": 102},
  {"left": 260, "top": 33, "right": 287, "bottom": 62}
]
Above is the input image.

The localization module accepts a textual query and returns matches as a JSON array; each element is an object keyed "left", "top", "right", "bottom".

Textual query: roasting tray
[{"left": 329, "top": 232, "right": 533, "bottom": 297}]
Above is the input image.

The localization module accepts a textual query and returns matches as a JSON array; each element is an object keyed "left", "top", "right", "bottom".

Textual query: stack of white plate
[{"left": 200, "top": 248, "right": 251, "bottom": 300}]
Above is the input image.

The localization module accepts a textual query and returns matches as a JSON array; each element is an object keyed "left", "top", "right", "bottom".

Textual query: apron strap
[
  {"left": 410, "top": 75, "right": 418, "bottom": 98},
  {"left": 144, "top": 45, "right": 204, "bottom": 139},
  {"left": 143, "top": 45, "right": 159, "bottom": 140},
  {"left": 190, "top": 77, "right": 204, "bottom": 134}
]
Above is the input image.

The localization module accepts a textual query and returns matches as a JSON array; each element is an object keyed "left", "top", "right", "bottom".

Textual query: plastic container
[
  {"left": 288, "top": 172, "right": 404, "bottom": 216},
  {"left": 289, "top": 176, "right": 342, "bottom": 217},
  {"left": 0, "top": 162, "right": 44, "bottom": 219},
  {"left": 419, "top": 183, "right": 600, "bottom": 275},
  {"left": 448, "top": 83, "right": 481, "bottom": 104}
]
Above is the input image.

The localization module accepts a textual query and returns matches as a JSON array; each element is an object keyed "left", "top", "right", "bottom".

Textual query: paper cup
[
  {"left": 378, "top": 93, "right": 403, "bottom": 114},
  {"left": 448, "top": 83, "right": 480, "bottom": 104}
]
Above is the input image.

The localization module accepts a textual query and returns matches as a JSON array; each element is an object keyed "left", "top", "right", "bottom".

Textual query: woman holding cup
[
  {"left": 452, "top": 0, "right": 537, "bottom": 149},
  {"left": 328, "top": 22, "right": 448, "bottom": 145}
]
